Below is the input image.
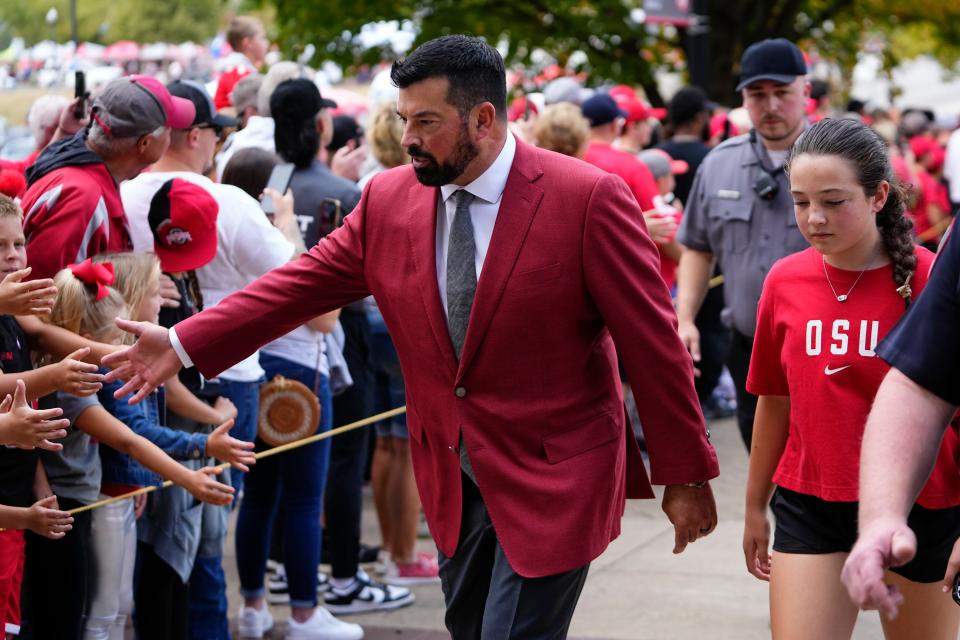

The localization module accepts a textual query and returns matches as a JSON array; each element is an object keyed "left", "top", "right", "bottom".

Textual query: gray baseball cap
[{"left": 90, "top": 75, "right": 195, "bottom": 138}]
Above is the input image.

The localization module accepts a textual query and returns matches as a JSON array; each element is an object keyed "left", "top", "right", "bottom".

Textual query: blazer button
[{"left": 455, "top": 386, "right": 467, "bottom": 398}]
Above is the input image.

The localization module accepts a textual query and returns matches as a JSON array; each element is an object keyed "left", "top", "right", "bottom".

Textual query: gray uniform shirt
[
  {"left": 39, "top": 392, "right": 100, "bottom": 504},
  {"left": 678, "top": 132, "right": 808, "bottom": 336}
]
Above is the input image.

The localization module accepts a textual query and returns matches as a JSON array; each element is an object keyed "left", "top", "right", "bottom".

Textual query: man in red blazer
[{"left": 106, "top": 35, "right": 719, "bottom": 638}]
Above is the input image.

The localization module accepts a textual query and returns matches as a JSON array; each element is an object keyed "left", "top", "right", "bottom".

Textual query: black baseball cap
[
  {"left": 167, "top": 80, "right": 238, "bottom": 129},
  {"left": 581, "top": 94, "right": 627, "bottom": 127},
  {"left": 736, "top": 39, "right": 807, "bottom": 92}
]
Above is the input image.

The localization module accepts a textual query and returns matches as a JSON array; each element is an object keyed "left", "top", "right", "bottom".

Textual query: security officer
[{"left": 676, "top": 38, "right": 811, "bottom": 450}]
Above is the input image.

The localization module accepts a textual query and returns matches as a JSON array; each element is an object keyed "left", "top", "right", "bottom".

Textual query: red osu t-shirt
[{"left": 747, "top": 246, "right": 960, "bottom": 508}]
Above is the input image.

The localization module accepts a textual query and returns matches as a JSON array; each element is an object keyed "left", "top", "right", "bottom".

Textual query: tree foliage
[
  {"left": 263, "top": 0, "right": 960, "bottom": 106},
  {"left": 0, "top": 0, "right": 224, "bottom": 46}
]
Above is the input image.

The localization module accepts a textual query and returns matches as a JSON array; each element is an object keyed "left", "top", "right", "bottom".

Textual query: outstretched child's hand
[
  {"left": 184, "top": 467, "right": 234, "bottom": 506},
  {"left": 0, "top": 268, "right": 57, "bottom": 316},
  {"left": 205, "top": 419, "right": 256, "bottom": 472},
  {"left": 0, "top": 379, "right": 70, "bottom": 450},
  {"left": 54, "top": 347, "right": 104, "bottom": 396},
  {"left": 23, "top": 495, "right": 73, "bottom": 539},
  {"left": 213, "top": 396, "right": 238, "bottom": 423}
]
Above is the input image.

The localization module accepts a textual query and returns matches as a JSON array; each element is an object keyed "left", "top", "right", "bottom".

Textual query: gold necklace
[{"left": 822, "top": 255, "right": 868, "bottom": 303}]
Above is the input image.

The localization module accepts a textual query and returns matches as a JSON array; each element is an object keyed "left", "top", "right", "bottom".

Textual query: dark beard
[{"left": 408, "top": 122, "right": 479, "bottom": 187}]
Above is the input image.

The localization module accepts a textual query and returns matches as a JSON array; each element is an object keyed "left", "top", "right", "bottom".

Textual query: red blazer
[{"left": 178, "top": 139, "right": 719, "bottom": 577}]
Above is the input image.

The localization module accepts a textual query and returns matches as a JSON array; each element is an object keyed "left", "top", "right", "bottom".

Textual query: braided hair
[{"left": 785, "top": 118, "right": 916, "bottom": 306}]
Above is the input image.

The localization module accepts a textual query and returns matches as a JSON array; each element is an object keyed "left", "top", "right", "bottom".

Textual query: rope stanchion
[{"left": 66, "top": 405, "right": 407, "bottom": 516}]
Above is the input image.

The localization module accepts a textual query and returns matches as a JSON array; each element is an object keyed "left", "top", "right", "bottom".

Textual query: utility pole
[
  {"left": 687, "top": 0, "right": 710, "bottom": 93},
  {"left": 70, "top": 0, "right": 79, "bottom": 44}
]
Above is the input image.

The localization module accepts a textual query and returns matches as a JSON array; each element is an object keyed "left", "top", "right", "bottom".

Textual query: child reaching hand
[
  {"left": 82, "top": 252, "right": 253, "bottom": 639},
  {"left": 19, "top": 259, "right": 251, "bottom": 640}
]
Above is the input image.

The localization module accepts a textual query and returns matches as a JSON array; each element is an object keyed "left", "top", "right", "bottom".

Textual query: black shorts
[{"left": 771, "top": 487, "right": 960, "bottom": 583}]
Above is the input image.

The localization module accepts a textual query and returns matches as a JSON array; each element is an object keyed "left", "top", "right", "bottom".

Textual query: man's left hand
[{"left": 662, "top": 483, "right": 717, "bottom": 554}]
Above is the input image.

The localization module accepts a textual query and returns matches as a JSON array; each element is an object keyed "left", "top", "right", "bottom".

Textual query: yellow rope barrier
[{"left": 66, "top": 405, "right": 407, "bottom": 516}]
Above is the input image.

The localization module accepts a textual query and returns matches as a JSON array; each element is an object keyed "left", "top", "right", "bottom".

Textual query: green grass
[{"left": 0, "top": 87, "right": 71, "bottom": 126}]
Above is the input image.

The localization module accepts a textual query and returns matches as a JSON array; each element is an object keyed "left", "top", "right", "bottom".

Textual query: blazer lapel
[
  {"left": 457, "top": 142, "right": 544, "bottom": 377},
  {"left": 406, "top": 182, "right": 458, "bottom": 376}
]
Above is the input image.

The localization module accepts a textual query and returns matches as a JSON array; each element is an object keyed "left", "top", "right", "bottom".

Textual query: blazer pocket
[
  {"left": 542, "top": 412, "right": 620, "bottom": 464},
  {"left": 511, "top": 262, "right": 562, "bottom": 290}
]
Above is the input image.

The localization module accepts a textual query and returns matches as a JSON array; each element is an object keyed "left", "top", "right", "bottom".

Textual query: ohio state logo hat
[{"left": 148, "top": 178, "right": 219, "bottom": 273}]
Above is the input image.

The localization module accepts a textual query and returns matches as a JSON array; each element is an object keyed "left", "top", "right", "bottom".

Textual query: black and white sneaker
[
  {"left": 323, "top": 570, "right": 415, "bottom": 615},
  {"left": 267, "top": 566, "right": 332, "bottom": 604},
  {"left": 266, "top": 565, "right": 290, "bottom": 605}
]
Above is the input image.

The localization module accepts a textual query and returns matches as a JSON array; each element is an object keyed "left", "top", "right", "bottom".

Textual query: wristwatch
[{"left": 683, "top": 481, "right": 708, "bottom": 489}]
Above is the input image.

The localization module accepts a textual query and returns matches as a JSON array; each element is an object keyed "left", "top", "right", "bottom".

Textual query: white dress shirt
[
  {"left": 436, "top": 132, "right": 516, "bottom": 313},
  {"left": 171, "top": 132, "right": 518, "bottom": 368}
]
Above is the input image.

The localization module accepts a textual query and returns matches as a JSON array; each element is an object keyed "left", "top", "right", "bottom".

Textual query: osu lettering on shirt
[{"left": 747, "top": 246, "right": 960, "bottom": 507}]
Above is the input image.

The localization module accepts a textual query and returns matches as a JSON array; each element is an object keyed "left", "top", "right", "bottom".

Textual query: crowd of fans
[{"left": 0, "top": 14, "right": 957, "bottom": 640}]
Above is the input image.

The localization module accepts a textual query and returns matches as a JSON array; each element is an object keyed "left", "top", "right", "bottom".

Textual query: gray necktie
[{"left": 446, "top": 189, "right": 477, "bottom": 482}]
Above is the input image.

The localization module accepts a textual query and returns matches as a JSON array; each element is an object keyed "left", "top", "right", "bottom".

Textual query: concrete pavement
[{"left": 224, "top": 416, "right": 888, "bottom": 639}]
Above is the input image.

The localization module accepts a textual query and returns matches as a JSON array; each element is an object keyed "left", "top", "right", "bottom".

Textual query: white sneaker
[
  {"left": 237, "top": 604, "right": 274, "bottom": 638},
  {"left": 285, "top": 608, "right": 364, "bottom": 640}
]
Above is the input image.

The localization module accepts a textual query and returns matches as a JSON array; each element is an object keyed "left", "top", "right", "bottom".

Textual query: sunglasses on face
[{"left": 195, "top": 123, "right": 225, "bottom": 139}]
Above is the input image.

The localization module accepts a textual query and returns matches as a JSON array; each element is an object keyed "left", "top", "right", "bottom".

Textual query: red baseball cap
[
  {"left": 909, "top": 136, "right": 937, "bottom": 162},
  {"left": 148, "top": 179, "right": 218, "bottom": 273},
  {"left": 709, "top": 113, "right": 739, "bottom": 139},
  {"left": 609, "top": 84, "right": 637, "bottom": 101},
  {"left": 613, "top": 94, "right": 667, "bottom": 123}
]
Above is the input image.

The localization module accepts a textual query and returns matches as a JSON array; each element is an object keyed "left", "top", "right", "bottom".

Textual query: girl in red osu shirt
[{"left": 743, "top": 118, "right": 960, "bottom": 640}]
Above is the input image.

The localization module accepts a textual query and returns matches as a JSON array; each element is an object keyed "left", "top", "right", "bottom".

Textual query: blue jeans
[
  {"left": 215, "top": 377, "right": 263, "bottom": 498},
  {"left": 188, "top": 474, "right": 232, "bottom": 639},
  {"left": 235, "top": 354, "right": 332, "bottom": 608},
  {"left": 189, "top": 555, "right": 229, "bottom": 640}
]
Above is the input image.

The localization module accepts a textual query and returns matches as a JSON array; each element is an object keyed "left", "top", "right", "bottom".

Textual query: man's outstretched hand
[
  {"left": 841, "top": 518, "right": 917, "bottom": 619},
  {"left": 101, "top": 318, "right": 184, "bottom": 404}
]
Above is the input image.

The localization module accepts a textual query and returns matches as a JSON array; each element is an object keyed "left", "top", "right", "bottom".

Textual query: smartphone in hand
[
  {"left": 74, "top": 71, "right": 87, "bottom": 120},
  {"left": 261, "top": 163, "right": 296, "bottom": 215}
]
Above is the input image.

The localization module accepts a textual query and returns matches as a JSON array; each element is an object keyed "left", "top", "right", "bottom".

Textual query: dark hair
[
  {"left": 668, "top": 86, "right": 709, "bottom": 128},
  {"left": 271, "top": 79, "right": 321, "bottom": 169},
  {"left": 326, "top": 115, "right": 362, "bottom": 154},
  {"left": 786, "top": 117, "right": 916, "bottom": 305},
  {"left": 390, "top": 35, "right": 507, "bottom": 122},
  {"left": 810, "top": 79, "right": 829, "bottom": 102},
  {"left": 221, "top": 147, "right": 280, "bottom": 200}
]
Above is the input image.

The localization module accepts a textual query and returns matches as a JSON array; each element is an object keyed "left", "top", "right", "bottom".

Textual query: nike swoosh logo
[{"left": 824, "top": 365, "right": 851, "bottom": 376}]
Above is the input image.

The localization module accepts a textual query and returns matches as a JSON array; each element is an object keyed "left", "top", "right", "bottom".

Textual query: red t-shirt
[
  {"left": 583, "top": 142, "right": 658, "bottom": 211},
  {"left": 747, "top": 246, "right": 960, "bottom": 508},
  {"left": 910, "top": 169, "right": 950, "bottom": 240}
]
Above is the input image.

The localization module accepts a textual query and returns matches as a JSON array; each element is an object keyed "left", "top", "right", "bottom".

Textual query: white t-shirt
[
  {"left": 121, "top": 170, "right": 295, "bottom": 382},
  {"left": 214, "top": 116, "right": 276, "bottom": 181},
  {"left": 260, "top": 325, "right": 329, "bottom": 377}
]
